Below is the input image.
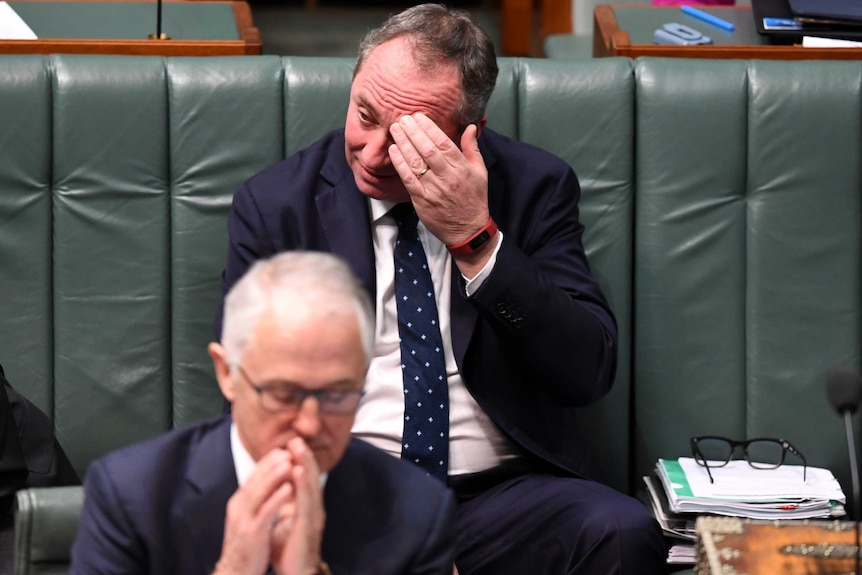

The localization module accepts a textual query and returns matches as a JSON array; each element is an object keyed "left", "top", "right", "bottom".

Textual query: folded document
[{"left": 656, "top": 457, "right": 846, "bottom": 520}]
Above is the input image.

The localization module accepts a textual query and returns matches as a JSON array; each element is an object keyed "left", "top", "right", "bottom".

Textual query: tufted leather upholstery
[
  {"left": 0, "top": 54, "right": 635, "bottom": 492},
  {"left": 633, "top": 57, "right": 862, "bottom": 489}
]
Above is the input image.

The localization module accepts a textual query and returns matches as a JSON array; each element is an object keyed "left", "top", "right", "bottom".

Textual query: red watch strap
[{"left": 447, "top": 218, "right": 498, "bottom": 257}]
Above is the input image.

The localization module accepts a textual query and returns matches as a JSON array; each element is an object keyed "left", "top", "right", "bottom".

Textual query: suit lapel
[
  {"left": 320, "top": 439, "right": 386, "bottom": 570},
  {"left": 449, "top": 265, "right": 474, "bottom": 371},
  {"left": 178, "top": 417, "right": 237, "bottom": 573},
  {"left": 316, "top": 142, "right": 376, "bottom": 300}
]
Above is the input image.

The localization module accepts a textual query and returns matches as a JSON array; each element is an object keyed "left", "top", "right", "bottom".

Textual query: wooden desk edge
[
  {"left": 0, "top": 38, "right": 254, "bottom": 55},
  {"left": 612, "top": 44, "right": 862, "bottom": 59},
  {"left": 231, "top": 0, "right": 261, "bottom": 55},
  {"left": 594, "top": 5, "right": 629, "bottom": 58},
  {"left": 0, "top": 0, "right": 261, "bottom": 55},
  {"left": 592, "top": 3, "right": 862, "bottom": 60}
]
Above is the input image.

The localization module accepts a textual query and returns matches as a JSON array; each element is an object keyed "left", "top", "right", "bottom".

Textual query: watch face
[
  {"left": 468, "top": 230, "right": 491, "bottom": 251},
  {"left": 448, "top": 218, "right": 497, "bottom": 257}
]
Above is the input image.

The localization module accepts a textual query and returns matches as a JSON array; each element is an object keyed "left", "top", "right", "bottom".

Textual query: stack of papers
[
  {"left": 643, "top": 474, "right": 696, "bottom": 540},
  {"left": 656, "top": 457, "right": 846, "bottom": 520},
  {"left": 667, "top": 543, "right": 696, "bottom": 565},
  {"left": 642, "top": 457, "right": 847, "bottom": 566},
  {"left": 640, "top": 474, "right": 696, "bottom": 564},
  {"left": 803, "top": 36, "right": 862, "bottom": 48}
]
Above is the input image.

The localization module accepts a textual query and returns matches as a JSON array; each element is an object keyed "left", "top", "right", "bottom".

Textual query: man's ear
[
  {"left": 475, "top": 114, "right": 488, "bottom": 137},
  {"left": 209, "top": 342, "right": 236, "bottom": 403}
]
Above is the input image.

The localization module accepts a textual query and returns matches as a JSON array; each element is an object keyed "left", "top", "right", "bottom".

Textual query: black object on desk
[
  {"left": 751, "top": 0, "right": 862, "bottom": 41},
  {"left": 788, "top": 0, "right": 862, "bottom": 26}
]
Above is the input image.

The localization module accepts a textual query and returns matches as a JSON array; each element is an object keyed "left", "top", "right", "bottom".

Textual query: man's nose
[
  {"left": 292, "top": 395, "right": 322, "bottom": 438},
  {"left": 364, "top": 129, "right": 394, "bottom": 168}
]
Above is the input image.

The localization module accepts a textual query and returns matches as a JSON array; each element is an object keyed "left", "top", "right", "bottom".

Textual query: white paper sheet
[
  {"left": 656, "top": 457, "right": 847, "bottom": 520},
  {"left": 676, "top": 457, "right": 845, "bottom": 500},
  {"left": 803, "top": 36, "right": 862, "bottom": 48},
  {"left": 0, "top": 2, "right": 37, "bottom": 39}
]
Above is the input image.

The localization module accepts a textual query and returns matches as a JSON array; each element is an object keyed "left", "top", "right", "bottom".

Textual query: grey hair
[
  {"left": 354, "top": 3, "right": 498, "bottom": 128},
  {"left": 221, "top": 251, "right": 375, "bottom": 368}
]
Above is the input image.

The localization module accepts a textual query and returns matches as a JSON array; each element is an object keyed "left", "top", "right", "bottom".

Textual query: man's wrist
[
  {"left": 447, "top": 217, "right": 498, "bottom": 258},
  {"left": 315, "top": 561, "right": 331, "bottom": 575}
]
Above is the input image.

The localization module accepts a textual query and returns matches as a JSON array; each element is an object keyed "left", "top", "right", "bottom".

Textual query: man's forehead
[
  {"left": 351, "top": 45, "right": 461, "bottom": 125},
  {"left": 359, "top": 38, "right": 459, "bottom": 88}
]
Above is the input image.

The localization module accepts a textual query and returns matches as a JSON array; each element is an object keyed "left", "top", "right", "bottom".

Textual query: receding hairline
[{"left": 352, "top": 3, "right": 499, "bottom": 127}]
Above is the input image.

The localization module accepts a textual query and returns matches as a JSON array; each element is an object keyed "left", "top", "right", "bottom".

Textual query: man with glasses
[{"left": 70, "top": 251, "right": 456, "bottom": 575}]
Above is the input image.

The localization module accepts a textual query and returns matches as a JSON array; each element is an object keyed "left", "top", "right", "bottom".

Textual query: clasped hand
[
  {"left": 388, "top": 113, "right": 490, "bottom": 250},
  {"left": 214, "top": 437, "right": 325, "bottom": 575}
]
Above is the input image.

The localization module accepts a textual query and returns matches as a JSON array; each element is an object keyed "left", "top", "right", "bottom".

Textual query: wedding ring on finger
[{"left": 416, "top": 166, "right": 429, "bottom": 179}]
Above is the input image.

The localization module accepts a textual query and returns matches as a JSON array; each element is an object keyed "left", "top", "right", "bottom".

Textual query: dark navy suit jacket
[
  {"left": 220, "top": 128, "right": 617, "bottom": 479},
  {"left": 70, "top": 416, "right": 456, "bottom": 575}
]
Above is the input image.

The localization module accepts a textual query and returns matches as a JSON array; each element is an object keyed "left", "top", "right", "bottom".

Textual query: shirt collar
[{"left": 369, "top": 197, "right": 398, "bottom": 224}]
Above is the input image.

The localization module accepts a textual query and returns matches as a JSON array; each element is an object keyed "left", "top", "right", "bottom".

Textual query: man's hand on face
[
  {"left": 270, "top": 437, "right": 326, "bottom": 575},
  {"left": 388, "top": 113, "right": 489, "bottom": 248},
  {"left": 215, "top": 449, "right": 294, "bottom": 575}
]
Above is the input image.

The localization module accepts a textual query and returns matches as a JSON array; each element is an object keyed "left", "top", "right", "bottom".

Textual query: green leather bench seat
[
  {"left": 634, "top": 59, "right": 862, "bottom": 488},
  {"left": 14, "top": 488, "right": 83, "bottom": 575},
  {"left": 0, "top": 54, "right": 634, "bottom": 490},
  {"left": 1, "top": 55, "right": 860, "bottom": 575}
]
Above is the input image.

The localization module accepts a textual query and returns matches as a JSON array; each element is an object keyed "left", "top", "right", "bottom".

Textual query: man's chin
[
  {"left": 354, "top": 175, "right": 409, "bottom": 203},
  {"left": 313, "top": 442, "right": 354, "bottom": 473},
  {"left": 312, "top": 451, "right": 336, "bottom": 474}
]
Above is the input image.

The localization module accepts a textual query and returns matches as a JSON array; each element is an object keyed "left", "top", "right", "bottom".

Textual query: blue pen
[{"left": 681, "top": 5, "right": 735, "bottom": 31}]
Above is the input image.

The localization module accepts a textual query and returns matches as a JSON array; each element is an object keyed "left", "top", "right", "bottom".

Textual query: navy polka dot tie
[{"left": 391, "top": 203, "right": 449, "bottom": 483}]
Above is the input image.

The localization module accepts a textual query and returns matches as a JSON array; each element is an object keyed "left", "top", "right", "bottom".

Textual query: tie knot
[{"left": 390, "top": 203, "right": 419, "bottom": 231}]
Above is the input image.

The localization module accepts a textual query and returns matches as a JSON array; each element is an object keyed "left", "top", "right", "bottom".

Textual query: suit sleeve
[
  {"left": 407, "top": 487, "right": 457, "bottom": 575},
  {"left": 70, "top": 459, "right": 147, "bottom": 575},
  {"left": 216, "top": 183, "right": 279, "bottom": 338},
  {"left": 469, "top": 164, "right": 617, "bottom": 406},
  {"left": 0, "top": 374, "right": 27, "bottom": 515},
  {"left": 0, "top": 369, "right": 80, "bottom": 515}
]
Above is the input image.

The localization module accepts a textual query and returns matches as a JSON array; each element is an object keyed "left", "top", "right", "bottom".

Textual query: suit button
[
  {"left": 496, "top": 300, "right": 525, "bottom": 327},
  {"left": 496, "top": 302, "right": 510, "bottom": 318}
]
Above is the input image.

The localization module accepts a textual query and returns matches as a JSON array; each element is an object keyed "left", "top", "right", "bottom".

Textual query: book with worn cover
[{"left": 695, "top": 516, "right": 857, "bottom": 574}]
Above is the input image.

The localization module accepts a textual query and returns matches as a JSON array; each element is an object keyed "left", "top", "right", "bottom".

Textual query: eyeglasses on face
[
  {"left": 233, "top": 364, "right": 364, "bottom": 415},
  {"left": 689, "top": 435, "right": 807, "bottom": 484}
]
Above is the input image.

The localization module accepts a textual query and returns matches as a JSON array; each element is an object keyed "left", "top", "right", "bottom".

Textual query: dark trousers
[{"left": 449, "top": 461, "right": 668, "bottom": 575}]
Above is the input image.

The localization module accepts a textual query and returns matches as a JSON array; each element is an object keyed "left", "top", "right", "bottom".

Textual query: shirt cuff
[{"left": 463, "top": 231, "right": 503, "bottom": 297}]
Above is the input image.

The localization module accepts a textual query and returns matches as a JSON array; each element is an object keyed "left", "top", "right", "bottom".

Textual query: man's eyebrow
[
  {"left": 259, "top": 378, "right": 358, "bottom": 390},
  {"left": 355, "top": 95, "right": 378, "bottom": 116}
]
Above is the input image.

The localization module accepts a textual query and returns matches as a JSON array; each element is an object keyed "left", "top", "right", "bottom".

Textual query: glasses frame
[
  {"left": 689, "top": 435, "right": 807, "bottom": 484},
  {"left": 233, "top": 364, "right": 364, "bottom": 415}
]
